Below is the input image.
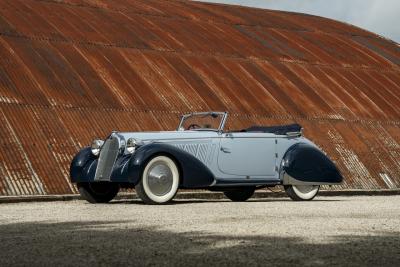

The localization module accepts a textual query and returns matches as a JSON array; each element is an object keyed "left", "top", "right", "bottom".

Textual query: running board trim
[{"left": 212, "top": 179, "right": 281, "bottom": 187}]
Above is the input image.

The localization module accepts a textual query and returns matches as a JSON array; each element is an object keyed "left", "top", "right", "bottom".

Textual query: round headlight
[
  {"left": 91, "top": 139, "right": 104, "bottom": 156},
  {"left": 126, "top": 138, "right": 137, "bottom": 154}
]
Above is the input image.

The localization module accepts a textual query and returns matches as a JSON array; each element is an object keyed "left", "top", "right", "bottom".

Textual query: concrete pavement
[{"left": 0, "top": 195, "right": 399, "bottom": 266}]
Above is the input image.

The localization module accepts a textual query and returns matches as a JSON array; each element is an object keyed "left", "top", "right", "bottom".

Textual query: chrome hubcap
[
  {"left": 294, "top": 185, "right": 318, "bottom": 194},
  {"left": 146, "top": 162, "right": 173, "bottom": 196}
]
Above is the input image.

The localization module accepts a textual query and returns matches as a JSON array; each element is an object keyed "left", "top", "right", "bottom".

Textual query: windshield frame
[{"left": 177, "top": 112, "right": 228, "bottom": 132}]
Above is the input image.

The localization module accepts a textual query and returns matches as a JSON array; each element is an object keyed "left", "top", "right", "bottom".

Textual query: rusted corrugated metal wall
[{"left": 0, "top": 0, "right": 399, "bottom": 195}]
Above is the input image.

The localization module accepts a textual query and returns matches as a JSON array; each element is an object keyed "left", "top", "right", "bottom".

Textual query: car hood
[{"left": 117, "top": 130, "right": 219, "bottom": 143}]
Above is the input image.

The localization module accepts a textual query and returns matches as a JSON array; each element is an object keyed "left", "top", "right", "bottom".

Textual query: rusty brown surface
[{"left": 0, "top": 0, "right": 399, "bottom": 195}]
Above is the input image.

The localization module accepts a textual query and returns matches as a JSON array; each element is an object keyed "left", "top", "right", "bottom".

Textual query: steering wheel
[{"left": 187, "top": 124, "right": 201, "bottom": 130}]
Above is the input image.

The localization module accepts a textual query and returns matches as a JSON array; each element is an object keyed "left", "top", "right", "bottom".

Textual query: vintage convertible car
[{"left": 70, "top": 112, "right": 342, "bottom": 204}]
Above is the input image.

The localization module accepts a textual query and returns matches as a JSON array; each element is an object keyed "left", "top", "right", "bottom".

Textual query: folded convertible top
[{"left": 244, "top": 124, "right": 302, "bottom": 135}]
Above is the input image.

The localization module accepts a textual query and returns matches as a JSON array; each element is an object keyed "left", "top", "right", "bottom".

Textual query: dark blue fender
[
  {"left": 281, "top": 143, "right": 343, "bottom": 185},
  {"left": 122, "top": 143, "right": 215, "bottom": 188},
  {"left": 71, "top": 154, "right": 119, "bottom": 183},
  {"left": 70, "top": 143, "right": 215, "bottom": 188},
  {"left": 70, "top": 147, "right": 97, "bottom": 182}
]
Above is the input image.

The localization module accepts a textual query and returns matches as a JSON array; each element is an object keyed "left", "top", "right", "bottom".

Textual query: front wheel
[
  {"left": 224, "top": 187, "right": 255, "bottom": 202},
  {"left": 284, "top": 185, "right": 320, "bottom": 201},
  {"left": 135, "top": 155, "right": 180, "bottom": 205},
  {"left": 78, "top": 182, "right": 119, "bottom": 203}
]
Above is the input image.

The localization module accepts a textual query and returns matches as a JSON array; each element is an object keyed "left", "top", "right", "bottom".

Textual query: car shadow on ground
[{"left": 0, "top": 220, "right": 397, "bottom": 266}]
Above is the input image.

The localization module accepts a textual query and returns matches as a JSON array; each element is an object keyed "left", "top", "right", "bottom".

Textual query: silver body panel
[{"left": 101, "top": 130, "right": 315, "bottom": 182}]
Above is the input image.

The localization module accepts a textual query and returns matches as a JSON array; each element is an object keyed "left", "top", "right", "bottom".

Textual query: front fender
[
  {"left": 281, "top": 143, "right": 343, "bottom": 185},
  {"left": 70, "top": 149, "right": 132, "bottom": 183},
  {"left": 70, "top": 147, "right": 97, "bottom": 182},
  {"left": 124, "top": 143, "right": 215, "bottom": 188}
]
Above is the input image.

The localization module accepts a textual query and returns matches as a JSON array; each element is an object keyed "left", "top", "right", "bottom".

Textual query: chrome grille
[{"left": 94, "top": 136, "right": 119, "bottom": 181}]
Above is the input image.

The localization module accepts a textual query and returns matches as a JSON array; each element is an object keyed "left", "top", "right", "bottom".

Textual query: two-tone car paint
[
  {"left": 71, "top": 112, "right": 342, "bottom": 205},
  {"left": 71, "top": 130, "right": 322, "bottom": 186}
]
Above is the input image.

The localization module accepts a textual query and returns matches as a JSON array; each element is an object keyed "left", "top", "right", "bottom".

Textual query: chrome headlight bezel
[
  {"left": 91, "top": 139, "right": 104, "bottom": 156},
  {"left": 126, "top": 138, "right": 137, "bottom": 154}
]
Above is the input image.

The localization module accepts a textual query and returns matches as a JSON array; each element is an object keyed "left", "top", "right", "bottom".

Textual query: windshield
[{"left": 178, "top": 112, "right": 227, "bottom": 131}]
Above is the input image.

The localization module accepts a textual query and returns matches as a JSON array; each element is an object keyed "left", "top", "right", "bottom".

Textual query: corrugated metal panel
[{"left": 0, "top": 0, "right": 399, "bottom": 195}]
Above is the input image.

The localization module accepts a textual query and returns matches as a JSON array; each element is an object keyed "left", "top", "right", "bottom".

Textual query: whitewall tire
[
  {"left": 284, "top": 185, "right": 320, "bottom": 201},
  {"left": 135, "top": 156, "right": 180, "bottom": 204}
]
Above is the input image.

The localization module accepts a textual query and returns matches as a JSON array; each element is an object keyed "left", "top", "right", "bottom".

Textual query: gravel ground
[{"left": 0, "top": 195, "right": 399, "bottom": 266}]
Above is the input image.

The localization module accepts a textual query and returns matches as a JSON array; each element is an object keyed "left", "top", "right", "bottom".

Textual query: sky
[{"left": 201, "top": 0, "right": 400, "bottom": 43}]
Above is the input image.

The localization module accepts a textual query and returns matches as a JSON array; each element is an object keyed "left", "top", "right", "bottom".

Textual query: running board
[{"left": 212, "top": 179, "right": 281, "bottom": 187}]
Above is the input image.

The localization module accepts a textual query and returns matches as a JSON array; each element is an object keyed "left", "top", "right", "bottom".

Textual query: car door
[{"left": 217, "top": 132, "right": 277, "bottom": 177}]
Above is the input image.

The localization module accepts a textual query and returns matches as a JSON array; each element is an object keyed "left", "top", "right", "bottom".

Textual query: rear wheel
[
  {"left": 224, "top": 187, "right": 255, "bottom": 202},
  {"left": 284, "top": 185, "right": 320, "bottom": 201},
  {"left": 135, "top": 155, "right": 180, "bottom": 205},
  {"left": 78, "top": 182, "right": 119, "bottom": 203}
]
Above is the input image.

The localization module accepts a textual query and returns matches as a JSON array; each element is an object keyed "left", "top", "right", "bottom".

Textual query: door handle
[{"left": 220, "top": 147, "right": 231, "bottom": 153}]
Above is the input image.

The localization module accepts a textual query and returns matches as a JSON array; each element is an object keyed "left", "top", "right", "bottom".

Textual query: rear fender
[{"left": 280, "top": 143, "right": 343, "bottom": 185}]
